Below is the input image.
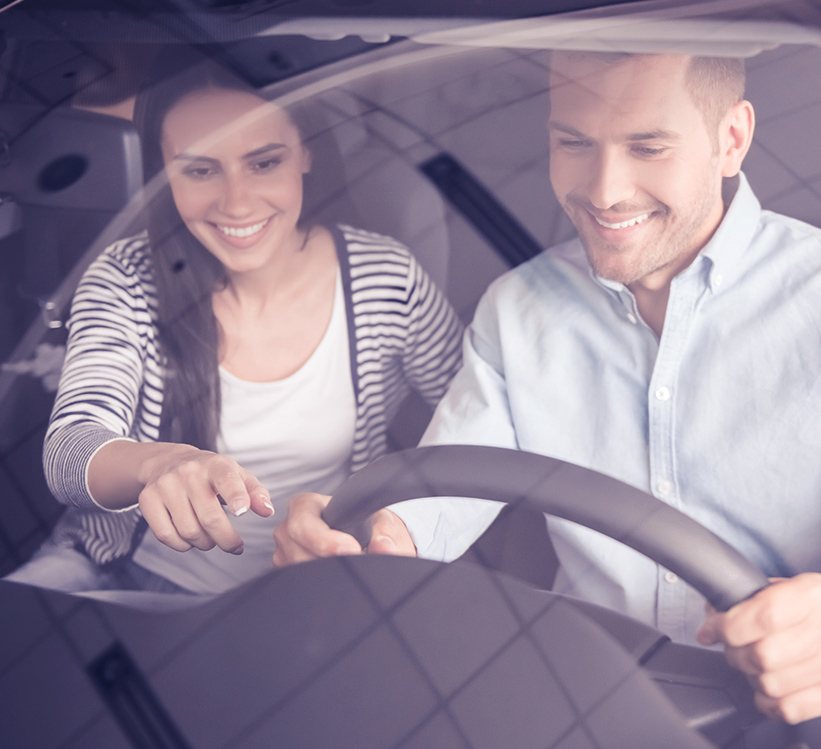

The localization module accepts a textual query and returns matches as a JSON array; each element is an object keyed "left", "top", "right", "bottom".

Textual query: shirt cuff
[{"left": 390, "top": 496, "right": 505, "bottom": 562}]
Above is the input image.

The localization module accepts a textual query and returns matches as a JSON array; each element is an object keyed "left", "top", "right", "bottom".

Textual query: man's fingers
[
  {"left": 754, "top": 650, "right": 821, "bottom": 701},
  {"left": 366, "top": 509, "right": 416, "bottom": 556},
  {"left": 726, "top": 621, "right": 821, "bottom": 677},
  {"left": 273, "top": 527, "right": 362, "bottom": 566},
  {"left": 727, "top": 578, "right": 819, "bottom": 645},
  {"left": 273, "top": 493, "right": 362, "bottom": 567},
  {"left": 697, "top": 574, "right": 821, "bottom": 724},
  {"left": 755, "top": 684, "right": 821, "bottom": 725}
]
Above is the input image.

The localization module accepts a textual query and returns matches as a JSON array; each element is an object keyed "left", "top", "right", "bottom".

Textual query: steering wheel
[
  {"left": 321, "top": 445, "right": 818, "bottom": 748},
  {"left": 324, "top": 445, "right": 768, "bottom": 612}
]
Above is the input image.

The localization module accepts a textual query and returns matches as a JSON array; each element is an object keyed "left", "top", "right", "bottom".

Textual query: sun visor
[{"left": 410, "top": 0, "right": 821, "bottom": 56}]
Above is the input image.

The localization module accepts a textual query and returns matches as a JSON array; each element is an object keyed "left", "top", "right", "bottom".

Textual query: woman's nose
[
  {"left": 218, "top": 172, "right": 254, "bottom": 218},
  {"left": 586, "top": 149, "right": 636, "bottom": 210}
]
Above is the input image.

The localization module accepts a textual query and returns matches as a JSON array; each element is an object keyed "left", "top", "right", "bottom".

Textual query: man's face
[{"left": 548, "top": 53, "right": 727, "bottom": 289}]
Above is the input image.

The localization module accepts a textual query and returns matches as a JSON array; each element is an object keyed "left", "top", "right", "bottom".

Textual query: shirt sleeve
[
  {"left": 391, "top": 283, "right": 518, "bottom": 560},
  {"left": 43, "top": 243, "right": 150, "bottom": 511}
]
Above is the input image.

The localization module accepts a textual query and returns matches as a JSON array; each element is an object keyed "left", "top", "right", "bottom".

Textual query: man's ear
[{"left": 720, "top": 100, "right": 755, "bottom": 178}]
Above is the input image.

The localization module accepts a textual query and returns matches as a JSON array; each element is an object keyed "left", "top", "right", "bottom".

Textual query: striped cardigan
[{"left": 45, "top": 224, "right": 464, "bottom": 566}]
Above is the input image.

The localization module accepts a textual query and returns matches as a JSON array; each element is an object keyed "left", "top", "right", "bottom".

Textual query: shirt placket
[{"left": 647, "top": 275, "right": 699, "bottom": 640}]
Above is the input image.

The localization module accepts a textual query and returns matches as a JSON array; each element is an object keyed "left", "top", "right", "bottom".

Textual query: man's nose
[{"left": 586, "top": 149, "right": 636, "bottom": 210}]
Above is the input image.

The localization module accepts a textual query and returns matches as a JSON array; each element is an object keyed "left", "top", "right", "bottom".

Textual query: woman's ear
[
  {"left": 301, "top": 147, "right": 312, "bottom": 175},
  {"left": 720, "top": 99, "right": 755, "bottom": 178}
]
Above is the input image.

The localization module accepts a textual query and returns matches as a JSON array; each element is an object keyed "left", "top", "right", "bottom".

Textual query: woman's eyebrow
[
  {"left": 172, "top": 143, "right": 288, "bottom": 163},
  {"left": 173, "top": 153, "right": 219, "bottom": 164},
  {"left": 242, "top": 143, "right": 288, "bottom": 159}
]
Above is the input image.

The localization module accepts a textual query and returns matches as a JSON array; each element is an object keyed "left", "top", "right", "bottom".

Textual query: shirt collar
[{"left": 698, "top": 172, "right": 761, "bottom": 293}]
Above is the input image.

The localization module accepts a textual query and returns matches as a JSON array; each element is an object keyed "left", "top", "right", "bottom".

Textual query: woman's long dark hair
[{"left": 132, "top": 49, "right": 304, "bottom": 450}]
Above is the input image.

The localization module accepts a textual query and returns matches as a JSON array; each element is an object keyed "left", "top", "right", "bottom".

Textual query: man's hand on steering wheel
[
  {"left": 272, "top": 492, "right": 416, "bottom": 567},
  {"left": 698, "top": 572, "right": 821, "bottom": 724}
]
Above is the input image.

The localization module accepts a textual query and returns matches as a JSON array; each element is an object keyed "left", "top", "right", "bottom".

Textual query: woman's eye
[
  {"left": 251, "top": 157, "right": 282, "bottom": 172},
  {"left": 181, "top": 165, "right": 217, "bottom": 179}
]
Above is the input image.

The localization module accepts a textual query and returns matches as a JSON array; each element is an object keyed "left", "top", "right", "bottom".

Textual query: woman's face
[{"left": 161, "top": 87, "right": 310, "bottom": 276}]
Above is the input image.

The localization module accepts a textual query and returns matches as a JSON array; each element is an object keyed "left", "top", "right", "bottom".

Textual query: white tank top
[{"left": 133, "top": 272, "right": 356, "bottom": 593}]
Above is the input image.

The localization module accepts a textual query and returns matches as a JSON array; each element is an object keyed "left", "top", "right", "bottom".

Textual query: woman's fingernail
[
  {"left": 231, "top": 545, "right": 245, "bottom": 556},
  {"left": 231, "top": 502, "right": 248, "bottom": 517},
  {"left": 263, "top": 501, "right": 275, "bottom": 516}
]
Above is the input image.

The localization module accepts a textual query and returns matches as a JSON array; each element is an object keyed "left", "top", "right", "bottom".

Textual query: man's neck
[
  {"left": 629, "top": 283, "right": 669, "bottom": 338},
  {"left": 627, "top": 182, "right": 735, "bottom": 338}
]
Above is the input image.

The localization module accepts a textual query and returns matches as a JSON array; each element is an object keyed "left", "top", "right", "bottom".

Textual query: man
[{"left": 274, "top": 52, "right": 821, "bottom": 724}]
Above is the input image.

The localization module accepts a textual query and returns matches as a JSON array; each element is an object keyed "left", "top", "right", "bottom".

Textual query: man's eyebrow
[
  {"left": 626, "top": 129, "right": 681, "bottom": 142},
  {"left": 548, "top": 122, "right": 682, "bottom": 143},
  {"left": 547, "top": 121, "right": 587, "bottom": 138}
]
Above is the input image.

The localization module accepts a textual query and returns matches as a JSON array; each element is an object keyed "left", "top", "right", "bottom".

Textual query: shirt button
[
  {"left": 714, "top": 274, "right": 723, "bottom": 287},
  {"left": 657, "top": 480, "right": 673, "bottom": 495},
  {"left": 626, "top": 313, "right": 637, "bottom": 324},
  {"left": 655, "top": 386, "right": 671, "bottom": 401},
  {"left": 664, "top": 571, "right": 678, "bottom": 584}
]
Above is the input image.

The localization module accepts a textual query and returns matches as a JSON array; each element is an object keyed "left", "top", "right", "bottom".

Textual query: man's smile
[{"left": 593, "top": 212, "right": 651, "bottom": 230}]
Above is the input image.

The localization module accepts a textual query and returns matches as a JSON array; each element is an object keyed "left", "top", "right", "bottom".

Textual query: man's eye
[
  {"left": 558, "top": 139, "right": 591, "bottom": 150},
  {"left": 634, "top": 145, "right": 667, "bottom": 157}
]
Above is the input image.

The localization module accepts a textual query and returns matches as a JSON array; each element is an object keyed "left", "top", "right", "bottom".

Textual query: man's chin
[{"left": 582, "top": 246, "right": 641, "bottom": 286}]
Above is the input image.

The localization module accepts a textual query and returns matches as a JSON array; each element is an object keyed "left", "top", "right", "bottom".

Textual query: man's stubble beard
[{"left": 562, "top": 175, "right": 722, "bottom": 287}]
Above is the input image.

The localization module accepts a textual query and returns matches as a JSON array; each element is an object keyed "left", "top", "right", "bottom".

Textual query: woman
[{"left": 8, "top": 60, "right": 463, "bottom": 595}]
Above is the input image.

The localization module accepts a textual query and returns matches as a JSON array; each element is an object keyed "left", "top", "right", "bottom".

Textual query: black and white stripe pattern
[{"left": 45, "top": 226, "right": 463, "bottom": 565}]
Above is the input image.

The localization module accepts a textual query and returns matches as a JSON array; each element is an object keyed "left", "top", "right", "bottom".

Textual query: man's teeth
[
  {"left": 595, "top": 213, "right": 650, "bottom": 230},
  {"left": 217, "top": 219, "right": 268, "bottom": 238}
]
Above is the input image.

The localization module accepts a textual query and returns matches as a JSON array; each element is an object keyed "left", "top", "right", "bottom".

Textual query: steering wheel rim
[{"left": 323, "top": 445, "right": 769, "bottom": 612}]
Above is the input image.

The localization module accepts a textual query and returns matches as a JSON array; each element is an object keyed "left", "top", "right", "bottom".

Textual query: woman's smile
[{"left": 214, "top": 217, "right": 271, "bottom": 239}]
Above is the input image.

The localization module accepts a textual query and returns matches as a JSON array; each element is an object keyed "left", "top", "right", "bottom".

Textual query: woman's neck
[{"left": 219, "top": 226, "right": 316, "bottom": 308}]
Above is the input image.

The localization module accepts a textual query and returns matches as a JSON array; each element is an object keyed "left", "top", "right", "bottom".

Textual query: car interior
[{"left": 1, "top": 1, "right": 821, "bottom": 747}]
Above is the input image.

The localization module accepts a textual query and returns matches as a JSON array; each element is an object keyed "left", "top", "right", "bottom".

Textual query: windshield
[{"left": 2, "top": 2, "right": 821, "bottom": 748}]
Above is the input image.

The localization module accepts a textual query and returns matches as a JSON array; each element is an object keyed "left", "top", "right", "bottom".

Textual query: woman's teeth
[
  {"left": 217, "top": 219, "right": 269, "bottom": 238},
  {"left": 595, "top": 213, "right": 650, "bottom": 230}
]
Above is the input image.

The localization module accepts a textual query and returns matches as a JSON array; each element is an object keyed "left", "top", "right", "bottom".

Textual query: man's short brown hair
[
  {"left": 549, "top": 51, "right": 746, "bottom": 141},
  {"left": 685, "top": 56, "right": 746, "bottom": 135}
]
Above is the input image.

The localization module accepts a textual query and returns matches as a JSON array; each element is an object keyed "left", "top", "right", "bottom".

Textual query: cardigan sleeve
[
  {"left": 43, "top": 237, "right": 156, "bottom": 511},
  {"left": 400, "top": 252, "right": 464, "bottom": 408},
  {"left": 339, "top": 224, "right": 464, "bottom": 471}
]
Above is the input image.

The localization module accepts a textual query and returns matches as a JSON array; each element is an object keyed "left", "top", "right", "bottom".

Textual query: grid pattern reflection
[{"left": 0, "top": 17, "right": 820, "bottom": 749}]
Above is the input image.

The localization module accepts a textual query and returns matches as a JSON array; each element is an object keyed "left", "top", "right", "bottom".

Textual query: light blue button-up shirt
[{"left": 393, "top": 174, "right": 821, "bottom": 645}]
